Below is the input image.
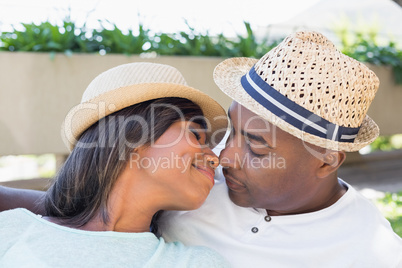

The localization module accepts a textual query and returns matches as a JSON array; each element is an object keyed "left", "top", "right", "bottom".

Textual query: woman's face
[{"left": 131, "top": 120, "right": 219, "bottom": 210}]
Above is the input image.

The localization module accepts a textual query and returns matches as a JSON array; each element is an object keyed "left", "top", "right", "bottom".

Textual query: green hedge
[
  {"left": 0, "top": 20, "right": 277, "bottom": 58},
  {"left": 376, "top": 192, "right": 402, "bottom": 237},
  {"left": 0, "top": 19, "right": 401, "bottom": 83}
]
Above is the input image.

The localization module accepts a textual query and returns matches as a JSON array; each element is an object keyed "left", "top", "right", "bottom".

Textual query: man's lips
[
  {"left": 223, "top": 169, "right": 246, "bottom": 190},
  {"left": 193, "top": 165, "right": 215, "bottom": 185}
]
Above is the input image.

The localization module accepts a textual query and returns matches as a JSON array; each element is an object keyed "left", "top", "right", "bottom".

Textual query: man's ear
[{"left": 316, "top": 151, "right": 346, "bottom": 178}]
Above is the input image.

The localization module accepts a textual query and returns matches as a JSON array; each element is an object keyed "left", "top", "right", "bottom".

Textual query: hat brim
[
  {"left": 62, "top": 83, "right": 228, "bottom": 151},
  {"left": 213, "top": 57, "right": 379, "bottom": 152}
]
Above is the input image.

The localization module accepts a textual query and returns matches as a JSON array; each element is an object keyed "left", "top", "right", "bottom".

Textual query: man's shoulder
[{"left": 333, "top": 181, "right": 402, "bottom": 263}]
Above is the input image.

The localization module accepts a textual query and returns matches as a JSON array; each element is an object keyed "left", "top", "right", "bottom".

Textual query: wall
[
  {"left": 364, "top": 64, "right": 402, "bottom": 136},
  {"left": 0, "top": 52, "right": 230, "bottom": 155},
  {"left": 0, "top": 52, "right": 401, "bottom": 156}
]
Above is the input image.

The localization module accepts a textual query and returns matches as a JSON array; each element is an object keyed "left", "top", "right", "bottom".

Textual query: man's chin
[{"left": 228, "top": 190, "right": 251, "bottom": 208}]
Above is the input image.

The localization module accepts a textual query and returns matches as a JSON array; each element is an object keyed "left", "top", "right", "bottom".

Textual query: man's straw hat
[
  {"left": 214, "top": 31, "right": 380, "bottom": 152},
  {"left": 62, "top": 62, "right": 228, "bottom": 150}
]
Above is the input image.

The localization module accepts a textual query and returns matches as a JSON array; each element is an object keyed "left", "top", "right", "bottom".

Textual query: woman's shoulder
[
  {"left": 0, "top": 209, "right": 230, "bottom": 267},
  {"left": 0, "top": 208, "right": 39, "bottom": 226},
  {"left": 0, "top": 208, "right": 40, "bottom": 254}
]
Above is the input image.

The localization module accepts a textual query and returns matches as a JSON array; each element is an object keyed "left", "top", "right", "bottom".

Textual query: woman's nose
[{"left": 203, "top": 148, "right": 219, "bottom": 169}]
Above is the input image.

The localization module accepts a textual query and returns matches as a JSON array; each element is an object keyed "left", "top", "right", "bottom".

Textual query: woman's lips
[{"left": 193, "top": 165, "right": 215, "bottom": 185}]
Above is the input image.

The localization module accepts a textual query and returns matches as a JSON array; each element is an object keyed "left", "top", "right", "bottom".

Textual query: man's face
[{"left": 219, "top": 102, "right": 323, "bottom": 214}]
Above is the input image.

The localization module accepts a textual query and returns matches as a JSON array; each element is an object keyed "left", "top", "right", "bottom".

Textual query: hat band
[{"left": 241, "top": 66, "right": 360, "bottom": 143}]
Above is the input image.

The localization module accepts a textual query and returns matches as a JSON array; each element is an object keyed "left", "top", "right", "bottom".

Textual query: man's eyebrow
[{"left": 241, "top": 129, "right": 274, "bottom": 149}]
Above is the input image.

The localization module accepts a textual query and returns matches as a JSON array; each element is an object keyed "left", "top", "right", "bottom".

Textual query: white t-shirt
[
  {"left": 159, "top": 168, "right": 402, "bottom": 268},
  {"left": 0, "top": 208, "right": 230, "bottom": 268}
]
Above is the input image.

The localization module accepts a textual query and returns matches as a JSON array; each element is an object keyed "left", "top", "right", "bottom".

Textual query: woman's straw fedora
[
  {"left": 62, "top": 62, "right": 228, "bottom": 151},
  {"left": 214, "top": 31, "right": 380, "bottom": 152}
]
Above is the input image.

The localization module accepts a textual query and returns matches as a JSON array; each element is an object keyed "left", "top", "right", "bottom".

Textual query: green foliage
[
  {"left": 376, "top": 192, "right": 402, "bottom": 237},
  {"left": 368, "top": 134, "right": 402, "bottom": 152},
  {"left": 0, "top": 19, "right": 281, "bottom": 58},
  {"left": 95, "top": 22, "right": 150, "bottom": 55},
  {"left": 0, "top": 20, "right": 89, "bottom": 54},
  {"left": 0, "top": 18, "right": 400, "bottom": 84},
  {"left": 149, "top": 21, "right": 278, "bottom": 58},
  {"left": 370, "top": 136, "right": 394, "bottom": 152},
  {"left": 335, "top": 26, "right": 402, "bottom": 84}
]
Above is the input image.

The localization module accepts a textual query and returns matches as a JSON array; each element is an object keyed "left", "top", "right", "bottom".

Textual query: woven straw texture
[
  {"left": 214, "top": 31, "right": 380, "bottom": 152},
  {"left": 62, "top": 62, "right": 228, "bottom": 150}
]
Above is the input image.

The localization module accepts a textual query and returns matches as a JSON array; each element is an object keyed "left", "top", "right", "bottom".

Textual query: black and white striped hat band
[{"left": 241, "top": 66, "right": 360, "bottom": 143}]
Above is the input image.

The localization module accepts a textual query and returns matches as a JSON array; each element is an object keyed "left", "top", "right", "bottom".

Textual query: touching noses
[{"left": 203, "top": 147, "right": 219, "bottom": 170}]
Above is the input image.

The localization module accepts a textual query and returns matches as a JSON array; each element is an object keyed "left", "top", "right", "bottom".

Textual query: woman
[{"left": 0, "top": 62, "right": 229, "bottom": 267}]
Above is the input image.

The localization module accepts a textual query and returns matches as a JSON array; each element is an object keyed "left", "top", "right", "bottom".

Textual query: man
[
  {"left": 1, "top": 31, "right": 402, "bottom": 267},
  {"left": 158, "top": 31, "right": 402, "bottom": 267}
]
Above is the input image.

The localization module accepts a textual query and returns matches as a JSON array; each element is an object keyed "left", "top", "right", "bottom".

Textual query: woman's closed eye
[
  {"left": 190, "top": 128, "right": 207, "bottom": 145},
  {"left": 191, "top": 130, "right": 201, "bottom": 141}
]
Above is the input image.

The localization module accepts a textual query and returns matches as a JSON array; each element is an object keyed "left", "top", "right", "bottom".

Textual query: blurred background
[{"left": 0, "top": 0, "right": 401, "bottom": 235}]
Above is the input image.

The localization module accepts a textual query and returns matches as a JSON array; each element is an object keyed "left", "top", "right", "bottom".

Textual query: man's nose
[{"left": 219, "top": 135, "right": 241, "bottom": 170}]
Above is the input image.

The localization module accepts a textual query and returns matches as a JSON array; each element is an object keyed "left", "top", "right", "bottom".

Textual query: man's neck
[{"left": 267, "top": 177, "right": 347, "bottom": 216}]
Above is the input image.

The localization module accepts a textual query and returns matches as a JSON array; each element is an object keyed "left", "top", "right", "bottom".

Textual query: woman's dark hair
[{"left": 44, "top": 97, "right": 206, "bottom": 232}]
